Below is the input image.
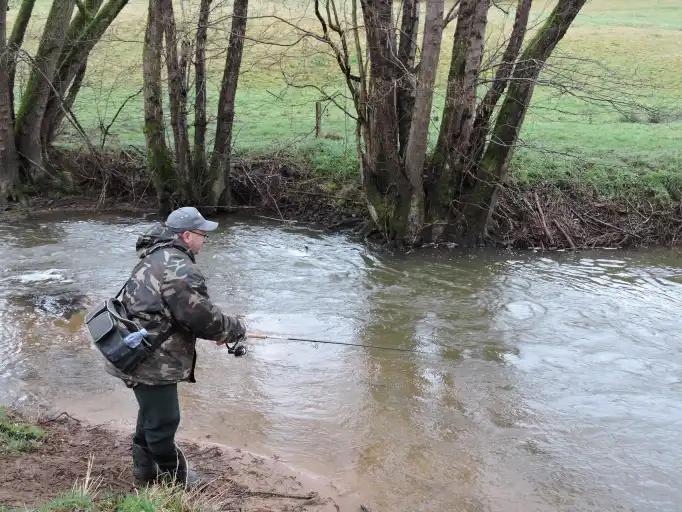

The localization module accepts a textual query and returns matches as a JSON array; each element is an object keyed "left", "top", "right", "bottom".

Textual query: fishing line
[{"left": 245, "top": 333, "right": 434, "bottom": 355}]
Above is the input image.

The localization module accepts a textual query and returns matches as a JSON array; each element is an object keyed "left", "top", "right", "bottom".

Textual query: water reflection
[{"left": 0, "top": 213, "right": 680, "bottom": 511}]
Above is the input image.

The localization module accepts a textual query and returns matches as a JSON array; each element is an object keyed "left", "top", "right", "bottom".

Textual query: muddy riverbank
[
  {"left": 5, "top": 148, "right": 680, "bottom": 249},
  {"left": 1, "top": 408, "right": 358, "bottom": 511}
]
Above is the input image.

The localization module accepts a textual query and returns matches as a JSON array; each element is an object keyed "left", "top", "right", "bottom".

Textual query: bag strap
[
  {"left": 107, "top": 298, "right": 173, "bottom": 352},
  {"left": 113, "top": 242, "right": 189, "bottom": 352},
  {"left": 114, "top": 282, "right": 127, "bottom": 299}
]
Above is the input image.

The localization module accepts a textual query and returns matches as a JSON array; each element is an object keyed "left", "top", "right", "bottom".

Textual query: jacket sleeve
[{"left": 161, "top": 252, "right": 245, "bottom": 342}]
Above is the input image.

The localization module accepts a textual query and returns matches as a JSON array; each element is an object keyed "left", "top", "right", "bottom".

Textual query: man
[{"left": 106, "top": 206, "right": 246, "bottom": 487}]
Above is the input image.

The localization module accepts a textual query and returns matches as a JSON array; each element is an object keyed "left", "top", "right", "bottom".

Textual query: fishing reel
[{"left": 226, "top": 339, "right": 247, "bottom": 357}]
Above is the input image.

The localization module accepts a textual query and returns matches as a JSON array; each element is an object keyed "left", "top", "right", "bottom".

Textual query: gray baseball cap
[{"left": 165, "top": 207, "right": 218, "bottom": 232}]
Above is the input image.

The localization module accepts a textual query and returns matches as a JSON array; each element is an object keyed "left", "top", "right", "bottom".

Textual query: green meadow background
[{"left": 9, "top": 0, "right": 682, "bottom": 201}]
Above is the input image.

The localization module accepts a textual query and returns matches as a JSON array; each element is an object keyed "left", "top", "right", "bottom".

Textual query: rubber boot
[
  {"left": 155, "top": 445, "right": 204, "bottom": 489},
  {"left": 132, "top": 443, "right": 158, "bottom": 485}
]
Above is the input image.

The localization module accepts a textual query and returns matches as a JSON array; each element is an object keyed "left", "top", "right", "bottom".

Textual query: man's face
[{"left": 181, "top": 230, "right": 208, "bottom": 254}]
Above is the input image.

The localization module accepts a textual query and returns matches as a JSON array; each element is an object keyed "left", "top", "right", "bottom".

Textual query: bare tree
[
  {"left": 41, "top": 0, "right": 130, "bottom": 145},
  {"left": 396, "top": 0, "right": 420, "bottom": 155},
  {"left": 460, "top": 0, "right": 588, "bottom": 241},
  {"left": 404, "top": 0, "right": 444, "bottom": 241},
  {"left": 208, "top": 0, "right": 249, "bottom": 207},
  {"left": 307, "top": 0, "right": 587, "bottom": 245},
  {"left": 160, "top": 0, "right": 192, "bottom": 194},
  {"left": 428, "top": 0, "right": 490, "bottom": 240},
  {"left": 0, "top": 0, "right": 20, "bottom": 204},
  {"left": 142, "top": 0, "right": 249, "bottom": 211},
  {"left": 0, "top": 0, "right": 131, "bottom": 202},
  {"left": 143, "top": 0, "right": 174, "bottom": 213},
  {"left": 7, "top": 0, "right": 36, "bottom": 121},
  {"left": 192, "top": 0, "right": 212, "bottom": 190},
  {"left": 14, "top": 0, "right": 76, "bottom": 182}
]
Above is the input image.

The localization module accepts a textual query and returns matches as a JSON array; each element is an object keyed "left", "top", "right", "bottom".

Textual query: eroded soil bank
[{"left": 3, "top": 148, "right": 681, "bottom": 249}]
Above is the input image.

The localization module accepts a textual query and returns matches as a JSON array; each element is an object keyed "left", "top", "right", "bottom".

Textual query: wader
[{"left": 132, "top": 383, "right": 198, "bottom": 486}]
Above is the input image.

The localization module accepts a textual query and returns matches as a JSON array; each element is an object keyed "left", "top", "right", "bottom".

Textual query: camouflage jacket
[{"left": 105, "top": 224, "right": 244, "bottom": 385}]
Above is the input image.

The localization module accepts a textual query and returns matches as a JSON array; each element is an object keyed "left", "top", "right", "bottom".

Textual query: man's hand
[
  {"left": 214, "top": 317, "right": 246, "bottom": 345},
  {"left": 233, "top": 318, "right": 246, "bottom": 341}
]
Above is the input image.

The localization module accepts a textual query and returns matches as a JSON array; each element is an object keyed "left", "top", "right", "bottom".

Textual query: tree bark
[
  {"left": 403, "top": 0, "right": 444, "bottom": 242},
  {"left": 207, "top": 0, "right": 248, "bottom": 207},
  {"left": 0, "top": 0, "right": 20, "bottom": 204},
  {"left": 469, "top": 0, "right": 532, "bottom": 172},
  {"left": 461, "top": 0, "right": 588, "bottom": 242},
  {"left": 41, "top": 0, "right": 129, "bottom": 145},
  {"left": 41, "top": 0, "right": 103, "bottom": 144},
  {"left": 159, "top": 0, "right": 191, "bottom": 196},
  {"left": 143, "top": 0, "right": 173, "bottom": 214},
  {"left": 7, "top": 0, "right": 36, "bottom": 121},
  {"left": 14, "top": 0, "right": 76, "bottom": 181},
  {"left": 192, "top": 0, "right": 211, "bottom": 192},
  {"left": 359, "top": 0, "right": 410, "bottom": 239},
  {"left": 427, "top": 0, "right": 489, "bottom": 240},
  {"left": 396, "top": 0, "right": 419, "bottom": 156}
]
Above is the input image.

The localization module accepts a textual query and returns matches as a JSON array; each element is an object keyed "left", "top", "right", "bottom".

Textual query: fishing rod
[{"left": 242, "top": 333, "right": 434, "bottom": 355}]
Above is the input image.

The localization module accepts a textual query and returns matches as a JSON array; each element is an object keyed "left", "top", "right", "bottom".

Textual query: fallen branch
[
  {"left": 553, "top": 219, "right": 576, "bottom": 249},
  {"left": 534, "top": 191, "right": 554, "bottom": 245}
]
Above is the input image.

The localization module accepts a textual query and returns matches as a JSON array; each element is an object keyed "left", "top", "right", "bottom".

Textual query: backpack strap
[{"left": 114, "top": 243, "right": 188, "bottom": 352}]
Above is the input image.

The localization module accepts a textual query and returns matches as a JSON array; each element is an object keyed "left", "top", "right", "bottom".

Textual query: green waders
[{"left": 132, "top": 383, "right": 199, "bottom": 486}]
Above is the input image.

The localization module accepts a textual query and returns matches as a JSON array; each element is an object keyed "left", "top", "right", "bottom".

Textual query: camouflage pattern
[{"left": 106, "top": 223, "right": 245, "bottom": 385}]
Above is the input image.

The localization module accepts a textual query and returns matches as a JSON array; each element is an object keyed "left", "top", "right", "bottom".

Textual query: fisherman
[{"left": 105, "top": 206, "right": 246, "bottom": 487}]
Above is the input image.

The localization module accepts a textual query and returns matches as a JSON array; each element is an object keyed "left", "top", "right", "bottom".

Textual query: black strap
[
  {"left": 114, "top": 282, "right": 127, "bottom": 299},
  {"left": 113, "top": 243, "right": 185, "bottom": 352}
]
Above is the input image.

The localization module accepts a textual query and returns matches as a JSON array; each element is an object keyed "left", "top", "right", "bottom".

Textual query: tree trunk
[
  {"left": 358, "top": 0, "right": 411, "bottom": 239},
  {"left": 192, "top": 0, "right": 211, "bottom": 192},
  {"left": 41, "top": 0, "right": 129, "bottom": 145},
  {"left": 40, "top": 0, "right": 104, "bottom": 145},
  {"left": 159, "top": 0, "right": 191, "bottom": 196},
  {"left": 469, "top": 0, "right": 532, "bottom": 172},
  {"left": 143, "top": 0, "right": 173, "bottom": 214},
  {"left": 7, "top": 0, "right": 36, "bottom": 122},
  {"left": 207, "top": 0, "right": 248, "bottom": 207},
  {"left": 460, "top": 0, "right": 588, "bottom": 242},
  {"left": 0, "top": 0, "right": 20, "bottom": 204},
  {"left": 396, "top": 0, "right": 419, "bottom": 156},
  {"left": 427, "top": 0, "right": 489, "bottom": 240},
  {"left": 403, "top": 0, "right": 444, "bottom": 242},
  {"left": 14, "top": 0, "right": 76, "bottom": 181}
]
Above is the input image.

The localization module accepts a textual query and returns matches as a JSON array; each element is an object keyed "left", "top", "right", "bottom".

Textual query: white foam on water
[{"left": 16, "top": 269, "right": 66, "bottom": 283}]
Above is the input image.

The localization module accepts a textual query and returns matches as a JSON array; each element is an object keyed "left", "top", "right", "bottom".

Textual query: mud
[{"left": 0, "top": 410, "right": 352, "bottom": 511}]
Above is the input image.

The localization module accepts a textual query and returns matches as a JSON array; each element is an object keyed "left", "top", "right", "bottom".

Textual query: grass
[
  {"left": 21, "top": 484, "right": 205, "bottom": 512},
  {"left": 8, "top": 0, "right": 682, "bottom": 202},
  {"left": 0, "top": 407, "right": 46, "bottom": 454},
  {"left": 36, "top": 485, "right": 203, "bottom": 512}
]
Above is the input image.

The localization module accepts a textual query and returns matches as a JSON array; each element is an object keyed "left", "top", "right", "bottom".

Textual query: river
[{"left": 1, "top": 212, "right": 680, "bottom": 511}]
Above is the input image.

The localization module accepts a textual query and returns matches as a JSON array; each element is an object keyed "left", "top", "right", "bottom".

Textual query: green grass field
[{"left": 9, "top": 0, "right": 682, "bottom": 201}]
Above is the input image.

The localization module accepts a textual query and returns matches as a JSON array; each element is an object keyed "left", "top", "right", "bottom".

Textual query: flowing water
[{"left": 1, "top": 212, "right": 681, "bottom": 511}]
